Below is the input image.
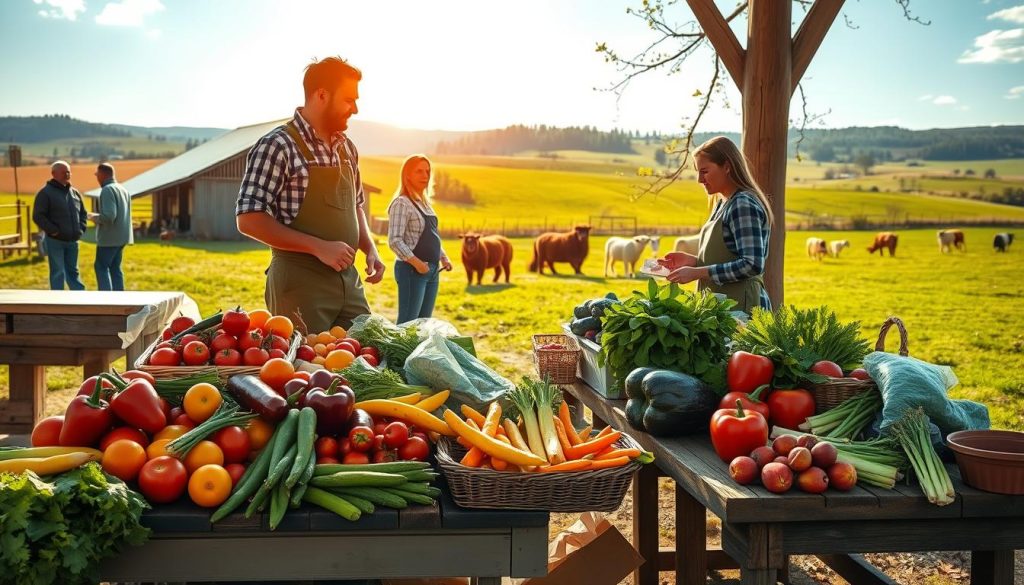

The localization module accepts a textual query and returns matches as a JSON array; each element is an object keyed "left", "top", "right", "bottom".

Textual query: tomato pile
[
  {"left": 298, "top": 325, "right": 381, "bottom": 369},
  {"left": 147, "top": 307, "right": 297, "bottom": 368}
]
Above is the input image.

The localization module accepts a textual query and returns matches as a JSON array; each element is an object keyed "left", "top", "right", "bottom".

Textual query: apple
[
  {"left": 811, "top": 441, "right": 838, "bottom": 468},
  {"left": 811, "top": 360, "right": 844, "bottom": 378},
  {"left": 847, "top": 368, "right": 871, "bottom": 381},
  {"left": 827, "top": 461, "right": 858, "bottom": 491},
  {"left": 772, "top": 434, "right": 797, "bottom": 457},
  {"left": 797, "top": 466, "right": 829, "bottom": 493},
  {"left": 787, "top": 446, "right": 812, "bottom": 472},
  {"left": 749, "top": 446, "right": 777, "bottom": 470},
  {"left": 761, "top": 462, "right": 793, "bottom": 493},
  {"left": 729, "top": 456, "right": 759, "bottom": 485}
]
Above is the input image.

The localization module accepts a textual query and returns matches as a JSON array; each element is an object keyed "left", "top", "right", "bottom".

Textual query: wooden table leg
[
  {"left": 676, "top": 483, "right": 707, "bottom": 585},
  {"left": 971, "top": 550, "right": 1014, "bottom": 585},
  {"left": 633, "top": 463, "right": 660, "bottom": 585},
  {"left": 83, "top": 352, "right": 111, "bottom": 378},
  {"left": 473, "top": 577, "right": 500, "bottom": 585},
  {"left": 1, "top": 365, "right": 46, "bottom": 433}
]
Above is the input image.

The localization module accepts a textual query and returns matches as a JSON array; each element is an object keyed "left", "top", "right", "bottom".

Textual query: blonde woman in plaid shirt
[
  {"left": 387, "top": 155, "right": 452, "bottom": 324},
  {"left": 657, "top": 136, "right": 774, "bottom": 314}
]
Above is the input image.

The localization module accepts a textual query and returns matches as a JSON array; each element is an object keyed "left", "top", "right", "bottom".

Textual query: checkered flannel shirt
[
  {"left": 707, "top": 190, "right": 772, "bottom": 310},
  {"left": 235, "top": 109, "right": 364, "bottom": 224},
  {"left": 387, "top": 196, "right": 449, "bottom": 262}
]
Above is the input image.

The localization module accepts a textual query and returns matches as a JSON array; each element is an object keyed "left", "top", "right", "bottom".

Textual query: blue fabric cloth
[
  {"left": 44, "top": 236, "right": 85, "bottom": 290},
  {"left": 95, "top": 245, "right": 125, "bottom": 291},
  {"left": 394, "top": 259, "right": 440, "bottom": 324},
  {"left": 706, "top": 191, "right": 771, "bottom": 310},
  {"left": 95, "top": 179, "right": 134, "bottom": 247}
]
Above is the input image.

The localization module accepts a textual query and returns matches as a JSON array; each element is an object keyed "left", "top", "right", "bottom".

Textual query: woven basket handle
[{"left": 874, "top": 316, "right": 909, "bottom": 356}]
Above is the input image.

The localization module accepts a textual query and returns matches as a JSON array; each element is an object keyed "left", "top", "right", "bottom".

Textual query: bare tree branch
[{"left": 792, "top": 82, "right": 831, "bottom": 162}]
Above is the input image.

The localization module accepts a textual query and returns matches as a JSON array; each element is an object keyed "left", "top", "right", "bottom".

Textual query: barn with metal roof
[{"left": 85, "top": 119, "right": 379, "bottom": 240}]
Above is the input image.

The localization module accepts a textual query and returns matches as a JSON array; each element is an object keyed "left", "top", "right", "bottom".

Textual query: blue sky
[{"left": 0, "top": 0, "right": 1021, "bottom": 133}]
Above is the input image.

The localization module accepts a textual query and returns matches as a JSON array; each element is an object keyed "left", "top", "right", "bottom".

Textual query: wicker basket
[
  {"left": 436, "top": 433, "right": 642, "bottom": 512},
  {"left": 134, "top": 330, "right": 302, "bottom": 382},
  {"left": 807, "top": 316, "right": 909, "bottom": 413},
  {"left": 532, "top": 334, "right": 581, "bottom": 385}
]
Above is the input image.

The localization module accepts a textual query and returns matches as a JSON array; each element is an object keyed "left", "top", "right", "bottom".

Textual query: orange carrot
[
  {"left": 461, "top": 404, "right": 486, "bottom": 427},
  {"left": 597, "top": 425, "right": 614, "bottom": 437},
  {"left": 490, "top": 435, "right": 511, "bottom": 471},
  {"left": 461, "top": 403, "right": 502, "bottom": 467},
  {"left": 578, "top": 425, "right": 593, "bottom": 441},
  {"left": 596, "top": 448, "right": 641, "bottom": 461},
  {"left": 551, "top": 417, "right": 574, "bottom": 456},
  {"left": 594, "top": 445, "right": 616, "bottom": 458},
  {"left": 589, "top": 456, "right": 631, "bottom": 470},
  {"left": 456, "top": 435, "right": 470, "bottom": 448},
  {"left": 558, "top": 401, "right": 581, "bottom": 446},
  {"left": 564, "top": 431, "right": 622, "bottom": 460},
  {"left": 538, "top": 459, "right": 592, "bottom": 473}
]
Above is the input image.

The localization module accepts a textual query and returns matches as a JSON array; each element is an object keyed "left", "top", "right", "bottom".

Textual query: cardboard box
[
  {"left": 519, "top": 512, "right": 644, "bottom": 585},
  {"left": 562, "top": 324, "right": 619, "bottom": 398}
]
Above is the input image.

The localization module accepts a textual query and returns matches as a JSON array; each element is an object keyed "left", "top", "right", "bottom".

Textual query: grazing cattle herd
[{"left": 453, "top": 226, "right": 1015, "bottom": 284}]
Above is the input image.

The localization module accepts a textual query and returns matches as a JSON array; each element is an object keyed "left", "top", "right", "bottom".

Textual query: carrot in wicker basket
[
  {"left": 564, "top": 431, "right": 622, "bottom": 460},
  {"left": 442, "top": 410, "right": 547, "bottom": 467},
  {"left": 558, "top": 401, "right": 581, "bottom": 445},
  {"left": 589, "top": 456, "right": 631, "bottom": 470},
  {"left": 501, "top": 419, "right": 537, "bottom": 472},
  {"left": 461, "top": 403, "right": 502, "bottom": 467},
  {"left": 538, "top": 460, "right": 592, "bottom": 473},
  {"left": 552, "top": 417, "right": 574, "bottom": 455},
  {"left": 490, "top": 435, "right": 512, "bottom": 471},
  {"left": 596, "top": 448, "right": 641, "bottom": 461}
]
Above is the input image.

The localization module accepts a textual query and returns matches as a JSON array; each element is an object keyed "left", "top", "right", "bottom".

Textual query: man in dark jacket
[{"left": 33, "top": 161, "right": 87, "bottom": 290}]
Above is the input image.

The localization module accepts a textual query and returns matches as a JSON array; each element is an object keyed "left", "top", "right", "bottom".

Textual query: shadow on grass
[
  {"left": 136, "top": 239, "right": 266, "bottom": 254},
  {"left": 534, "top": 272, "right": 609, "bottom": 284},
  {"left": 464, "top": 283, "right": 517, "bottom": 295},
  {"left": 0, "top": 254, "right": 46, "bottom": 268}
]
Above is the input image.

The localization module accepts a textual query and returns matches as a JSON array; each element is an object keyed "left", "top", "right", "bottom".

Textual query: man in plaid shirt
[{"left": 236, "top": 57, "right": 385, "bottom": 332}]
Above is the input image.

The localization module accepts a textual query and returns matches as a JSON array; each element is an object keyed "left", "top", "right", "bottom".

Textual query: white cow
[
  {"left": 806, "top": 237, "right": 827, "bottom": 261},
  {"left": 605, "top": 235, "right": 652, "bottom": 278},
  {"left": 829, "top": 240, "right": 850, "bottom": 258},
  {"left": 674, "top": 235, "right": 701, "bottom": 256}
]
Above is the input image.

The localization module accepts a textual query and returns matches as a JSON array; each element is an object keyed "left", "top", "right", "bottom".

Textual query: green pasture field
[
  {"left": 0, "top": 193, "right": 154, "bottom": 238},
  {"left": 1, "top": 228, "right": 1021, "bottom": 431},
  {"left": 19, "top": 137, "right": 188, "bottom": 158}
]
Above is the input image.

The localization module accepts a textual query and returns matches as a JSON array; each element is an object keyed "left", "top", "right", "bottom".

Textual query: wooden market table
[
  {"left": 98, "top": 481, "right": 549, "bottom": 584},
  {"left": 0, "top": 289, "right": 199, "bottom": 433},
  {"left": 563, "top": 380, "right": 1023, "bottom": 585}
]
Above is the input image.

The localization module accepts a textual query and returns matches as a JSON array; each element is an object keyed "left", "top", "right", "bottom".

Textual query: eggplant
[{"left": 225, "top": 374, "right": 289, "bottom": 423}]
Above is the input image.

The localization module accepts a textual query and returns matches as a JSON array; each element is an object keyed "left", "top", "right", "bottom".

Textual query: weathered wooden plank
[
  {"left": 141, "top": 500, "right": 213, "bottom": 533},
  {"left": 0, "top": 334, "right": 126, "bottom": 349},
  {"left": 5, "top": 364, "right": 45, "bottom": 430},
  {"left": 510, "top": 526, "right": 550, "bottom": 578},
  {"left": 780, "top": 517, "right": 1024, "bottom": 554},
  {"left": 264, "top": 505, "right": 310, "bottom": 532},
  {"left": 0, "top": 313, "right": 10, "bottom": 334},
  {"left": 676, "top": 484, "right": 708, "bottom": 585},
  {"left": 308, "top": 506, "right": 399, "bottom": 531},
  {"left": 210, "top": 511, "right": 263, "bottom": 533},
  {"left": 633, "top": 463, "right": 660, "bottom": 585},
  {"left": 0, "top": 346, "right": 84, "bottom": 365},
  {"left": 0, "top": 290, "right": 185, "bottom": 315},
  {"left": 817, "top": 554, "right": 896, "bottom": 585},
  {"left": 656, "top": 548, "right": 736, "bottom": 572},
  {"left": 10, "top": 314, "right": 127, "bottom": 335},
  {"left": 886, "top": 478, "right": 962, "bottom": 518},
  {"left": 399, "top": 501, "right": 442, "bottom": 530},
  {"left": 970, "top": 550, "right": 1015, "bottom": 585}
]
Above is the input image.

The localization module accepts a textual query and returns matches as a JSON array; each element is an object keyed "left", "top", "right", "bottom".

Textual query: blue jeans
[
  {"left": 394, "top": 260, "right": 440, "bottom": 324},
  {"left": 44, "top": 236, "right": 85, "bottom": 290},
  {"left": 95, "top": 245, "right": 125, "bottom": 291}
]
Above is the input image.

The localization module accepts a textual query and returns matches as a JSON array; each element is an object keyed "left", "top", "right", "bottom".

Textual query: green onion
[
  {"left": 799, "top": 390, "right": 882, "bottom": 439},
  {"left": 153, "top": 369, "right": 222, "bottom": 405},
  {"left": 891, "top": 408, "right": 955, "bottom": 506},
  {"left": 167, "top": 404, "right": 257, "bottom": 458}
]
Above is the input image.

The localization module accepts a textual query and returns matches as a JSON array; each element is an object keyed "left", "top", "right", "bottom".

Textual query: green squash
[
  {"left": 625, "top": 369, "right": 718, "bottom": 436},
  {"left": 624, "top": 367, "right": 658, "bottom": 431}
]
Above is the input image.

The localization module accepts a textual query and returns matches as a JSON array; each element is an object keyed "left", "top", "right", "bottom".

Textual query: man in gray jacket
[
  {"left": 33, "top": 161, "right": 87, "bottom": 290},
  {"left": 89, "top": 163, "right": 133, "bottom": 291}
]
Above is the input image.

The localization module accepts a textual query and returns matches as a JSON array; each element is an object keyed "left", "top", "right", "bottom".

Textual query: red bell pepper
[
  {"left": 105, "top": 373, "right": 167, "bottom": 434},
  {"left": 765, "top": 388, "right": 816, "bottom": 431},
  {"left": 709, "top": 400, "right": 769, "bottom": 463},
  {"left": 718, "top": 384, "right": 770, "bottom": 421},
  {"left": 76, "top": 375, "right": 116, "bottom": 400},
  {"left": 726, "top": 351, "right": 775, "bottom": 393},
  {"left": 60, "top": 382, "right": 113, "bottom": 446}
]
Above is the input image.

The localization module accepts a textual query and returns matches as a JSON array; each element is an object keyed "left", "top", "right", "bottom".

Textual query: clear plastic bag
[{"left": 404, "top": 332, "right": 513, "bottom": 410}]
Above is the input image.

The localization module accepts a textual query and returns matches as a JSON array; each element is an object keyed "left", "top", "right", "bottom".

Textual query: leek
[{"left": 506, "top": 379, "right": 547, "bottom": 462}]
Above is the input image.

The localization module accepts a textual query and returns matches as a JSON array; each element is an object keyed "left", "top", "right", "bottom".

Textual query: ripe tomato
[
  {"left": 100, "top": 427, "right": 150, "bottom": 451},
  {"left": 296, "top": 345, "right": 316, "bottom": 362},
  {"left": 245, "top": 418, "right": 275, "bottom": 451},
  {"left": 342, "top": 451, "right": 370, "bottom": 465},
  {"left": 263, "top": 315, "right": 294, "bottom": 340},
  {"left": 224, "top": 462, "right": 247, "bottom": 487},
  {"left": 338, "top": 437, "right": 352, "bottom": 455},
  {"left": 172, "top": 414, "right": 197, "bottom": 429},
  {"left": 343, "top": 338, "right": 361, "bottom": 354},
  {"left": 317, "top": 456, "right": 340, "bottom": 465},
  {"left": 372, "top": 449, "right": 398, "bottom": 463},
  {"left": 360, "top": 353, "right": 379, "bottom": 367},
  {"left": 348, "top": 426, "right": 374, "bottom": 452},
  {"left": 222, "top": 307, "right": 251, "bottom": 337},
  {"left": 360, "top": 346, "right": 380, "bottom": 361},
  {"left": 373, "top": 421, "right": 388, "bottom": 436},
  {"left": 210, "top": 333, "right": 238, "bottom": 352},
  {"left": 154, "top": 424, "right": 191, "bottom": 442},
  {"left": 167, "top": 406, "right": 185, "bottom": 425},
  {"left": 212, "top": 425, "right": 251, "bottom": 464},
  {"left": 269, "top": 335, "right": 291, "bottom": 353},
  {"left": 315, "top": 436, "right": 339, "bottom": 459},
  {"left": 188, "top": 464, "right": 232, "bottom": 507},
  {"left": 170, "top": 315, "right": 196, "bottom": 334},
  {"left": 372, "top": 434, "right": 387, "bottom": 452},
  {"left": 182, "top": 341, "right": 212, "bottom": 366},
  {"left": 383, "top": 421, "right": 409, "bottom": 449},
  {"left": 765, "top": 388, "right": 816, "bottom": 430},
  {"left": 183, "top": 383, "right": 222, "bottom": 423},
  {"left": 102, "top": 439, "right": 148, "bottom": 481},
  {"left": 811, "top": 360, "right": 844, "bottom": 378},
  {"left": 259, "top": 358, "right": 295, "bottom": 391},
  {"left": 161, "top": 327, "right": 174, "bottom": 341},
  {"left": 398, "top": 436, "right": 430, "bottom": 461},
  {"left": 178, "top": 333, "right": 203, "bottom": 347},
  {"left": 146, "top": 438, "right": 173, "bottom": 459},
  {"left": 149, "top": 347, "right": 181, "bottom": 366},
  {"left": 243, "top": 347, "right": 270, "bottom": 366},
  {"left": 268, "top": 348, "right": 286, "bottom": 360},
  {"left": 214, "top": 348, "right": 242, "bottom": 366},
  {"left": 138, "top": 456, "right": 188, "bottom": 503},
  {"left": 30, "top": 415, "right": 64, "bottom": 447},
  {"left": 238, "top": 330, "right": 264, "bottom": 351},
  {"left": 335, "top": 341, "right": 357, "bottom": 355},
  {"left": 183, "top": 440, "right": 225, "bottom": 474},
  {"left": 121, "top": 370, "right": 157, "bottom": 386}
]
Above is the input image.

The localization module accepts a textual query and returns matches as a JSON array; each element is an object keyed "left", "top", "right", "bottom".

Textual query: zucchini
[
  {"left": 390, "top": 482, "right": 441, "bottom": 497},
  {"left": 333, "top": 486, "right": 408, "bottom": 509},
  {"left": 269, "top": 481, "right": 290, "bottom": 530},
  {"left": 289, "top": 450, "right": 318, "bottom": 508},
  {"left": 246, "top": 443, "right": 297, "bottom": 518},
  {"left": 310, "top": 471, "right": 408, "bottom": 488},
  {"left": 314, "top": 461, "right": 430, "bottom": 476},
  {"left": 397, "top": 470, "right": 439, "bottom": 483},
  {"left": 210, "top": 435, "right": 276, "bottom": 523}
]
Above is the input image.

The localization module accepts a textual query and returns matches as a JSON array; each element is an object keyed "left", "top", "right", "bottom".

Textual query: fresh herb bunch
[
  {"left": 598, "top": 279, "right": 737, "bottom": 391},
  {"left": 340, "top": 357, "right": 431, "bottom": 400},
  {"left": 0, "top": 462, "right": 149, "bottom": 584},
  {"left": 349, "top": 318, "right": 421, "bottom": 369},
  {"left": 733, "top": 305, "right": 871, "bottom": 388}
]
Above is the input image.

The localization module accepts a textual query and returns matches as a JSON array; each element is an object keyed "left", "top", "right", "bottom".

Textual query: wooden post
[{"left": 742, "top": 0, "right": 792, "bottom": 308}]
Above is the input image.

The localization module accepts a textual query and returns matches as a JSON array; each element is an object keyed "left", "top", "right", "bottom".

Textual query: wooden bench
[
  {"left": 563, "top": 380, "right": 1023, "bottom": 585},
  {"left": 99, "top": 480, "right": 549, "bottom": 584}
]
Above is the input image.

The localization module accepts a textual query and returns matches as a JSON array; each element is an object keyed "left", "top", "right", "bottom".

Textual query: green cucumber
[
  {"left": 303, "top": 486, "right": 361, "bottom": 521},
  {"left": 310, "top": 471, "right": 408, "bottom": 488},
  {"left": 333, "top": 486, "right": 408, "bottom": 509},
  {"left": 313, "top": 461, "right": 430, "bottom": 476},
  {"left": 381, "top": 487, "right": 436, "bottom": 506}
]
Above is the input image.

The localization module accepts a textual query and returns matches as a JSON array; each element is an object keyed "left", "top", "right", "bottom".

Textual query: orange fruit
[
  {"left": 259, "top": 358, "right": 295, "bottom": 391},
  {"left": 248, "top": 309, "right": 272, "bottom": 332},
  {"left": 102, "top": 439, "right": 148, "bottom": 481},
  {"left": 313, "top": 343, "right": 327, "bottom": 356},
  {"left": 188, "top": 464, "right": 232, "bottom": 507},
  {"left": 183, "top": 383, "right": 222, "bottom": 423},
  {"left": 329, "top": 325, "right": 347, "bottom": 339},
  {"left": 325, "top": 342, "right": 337, "bottom": 352},
  {"left": 183, "top": 440, "right": 224, "bottom": 473},
  {"left": 154, "top": 424, "right": 191, "bottom": 442},
  {"left": 324, "top": 349, "right": 355, "bottom": 371},
  {"left": 245, "top": 418, "right": 274, "bottom": 451},
  {"left": 263, "top": 315, "right": 294, "bottom": 340},
  {"left": 316, "top": 331, "right": 334, "bottom": 345},
  {"left": 147, "top": 438, "right": 173, "bottom": 459},
  {"left": 312, "top": 356, "right": 326, "bottom": 365},
  {"left": 306, "top": 333, "right": 319, "bottom": 346}
]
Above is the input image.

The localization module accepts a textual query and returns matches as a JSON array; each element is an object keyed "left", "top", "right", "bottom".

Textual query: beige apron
[
  {"left": 696, "top": 197, "right": 766, "bottom": 314},
  {"left": 265, "top": 122, "right": 369, "bottom": 332}
]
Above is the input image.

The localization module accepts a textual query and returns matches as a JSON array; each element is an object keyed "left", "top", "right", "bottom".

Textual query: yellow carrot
[
  {"left": 391, "top": 392, "right": 422, "bottom": 404},
  {"left": 442, "top": 410, "right": 547, "bottom": 467},
  {"left": 357, "top": 400, "right": 455, "bottom": 436},
  {"left": 501, "top": 419, "right": 536, "bottom": 472},
  {"left": 490, "top": 435, "right": 512, "bottom": 471},
  {"left": 0, "top": 446, "right": 101, "bottom": 461},
  {"left": 460, "top": 404, "right": 486, "bottom": 426},
  {"left": 0, "top": 451, "right": 101, "bottom": 474},
  {"left": 414, "top": 389, "right": 450, "bottom": 412},
  {"left": 558, "top": 401, "right": 581, "bottom": 446}
]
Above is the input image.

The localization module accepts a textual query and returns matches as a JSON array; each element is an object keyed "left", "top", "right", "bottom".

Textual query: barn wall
[{"left": 193, "top": 178, "right": 243, "bottom": 240}]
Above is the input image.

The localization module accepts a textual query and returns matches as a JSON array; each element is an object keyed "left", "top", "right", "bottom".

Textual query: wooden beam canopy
[
  {"left": 792, "top": 0, "right": 845, "bottom": 92},
  {"left": 685, "top": 0, "right": 746, "bottom": 87}
]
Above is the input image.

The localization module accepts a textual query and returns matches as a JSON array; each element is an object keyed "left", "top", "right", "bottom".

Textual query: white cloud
[
  {"left": 1006, "top": 85, "right": 1024, "bottom": 99},
  {"left": 989, "top": 5, "right": 1024, "bottom": 24},
  {"left": 918, "top": 94, "right": 934, "bottom": 101},
  {"left": 95, "top": 0, "right": 164, "bottom": 27},
  {"left": 145, "top": 28, "right": 162, "bottom": 40},
  {"left": 933, "top": 95, "right": 958, "bottom": 105},
  {"left": 959, "top": 28, "right": 1024, "bottom": 63},
  {"left": 34, "top": 0, "right": 86, "bottom": 21}
]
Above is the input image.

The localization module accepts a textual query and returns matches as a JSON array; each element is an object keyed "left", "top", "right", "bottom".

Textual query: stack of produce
[
  {"left": 299, "top": 324, "right": 382, "bottom": 368},
  {"left": 145, "top": 307, "right": 300, "bottom": 368},
  {"left": 569, "top": 292, "right": 619, "bottom": 342}
]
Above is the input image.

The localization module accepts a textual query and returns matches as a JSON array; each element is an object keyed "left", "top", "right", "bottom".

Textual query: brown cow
[
  {"left": 867, "top": 232, "right": 898, "bottom": 256},
  {"left": 459, "top": 233, "right": 513, "bottom": 285},
  {"left": 528, "top": 225, "right": 591, "bottom": 275}
]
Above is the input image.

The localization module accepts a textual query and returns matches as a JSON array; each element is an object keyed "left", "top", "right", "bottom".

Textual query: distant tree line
[
  {"left": 796, "top": 126, "right": 1024, "bottom": 162},
  {"left": 432, "top": 170, "right": 475, "bottom": 204},
  {"left": 0, "top": 114, "right": 132, "bottom": 142},
  {"left": 435, "top": 124, "right": 636, "bottom": 155}
]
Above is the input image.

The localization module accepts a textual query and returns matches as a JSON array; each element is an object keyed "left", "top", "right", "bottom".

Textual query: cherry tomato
[
  {"left": 210, "top": 333, "right": 238, "bottom": 352},
  {"left": 398, "top": 436, "right": 430, "bottom": 461},
  {"left": 315, "top": 437, "right": 339, "bottom": 459},
  {"left": 360, "top": 354, "right": 379, "bottom": 368},
  {"left": 383, "top": 421, "right": 410, "bottom": 449},
  {"left": 100, "top": 426, "right": 150, "bottom": 451},
  {"left": 170, "top": 315, "right": 195, "bottom": 334},
  {"left": 360, "top": 346, "right": 380, "bottom": 361},
  {"left": 342, "top": 451, "right": 370, "bottom": 465},
  {"left": 225, "top": 462, "right": 247, "bottom": 487},
  {"left": 212, "top": 426, "right": 251, "bottom": 464},
  {"left": 338, "top": 437, "right": 352, "bottom": 455},
  {"left": 173, "top": 413, "right": 197, "bottom": 429},
  {"left": 317, "top": 456, "right": 340, "bottom": 465},
  {"left": 372, "top": 449, "right": 398, "bottom": 463},
  {"left": 31, "top": 415, "right": 64, "bottom": 447},
  {"left": 372, "top": 434, "right": 387, "bottom": 452},
  {"left": 348, "top": 426, "right": 374, "bottom": 452}
]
